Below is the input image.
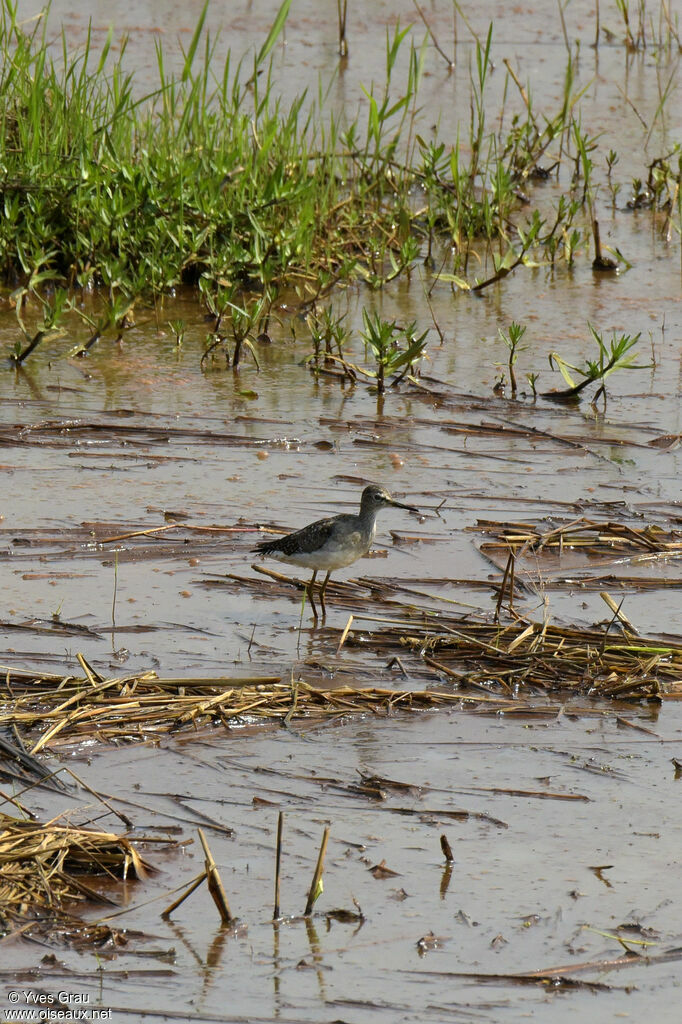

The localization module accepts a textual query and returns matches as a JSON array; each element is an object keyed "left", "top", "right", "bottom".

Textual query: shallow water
[
  {"left": 3, "top": 708, "right": 682, "bottom": 1023},
  {"left": 2, "top": 1, "right": 682, "bottom": 1021},
  {"left": 3, "top": 282, "right": 682, "bottom": 675}
]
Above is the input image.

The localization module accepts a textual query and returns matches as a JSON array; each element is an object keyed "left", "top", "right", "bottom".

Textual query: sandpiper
[{"left": 253, "top": 484, "right": 418, "bottom": 617}]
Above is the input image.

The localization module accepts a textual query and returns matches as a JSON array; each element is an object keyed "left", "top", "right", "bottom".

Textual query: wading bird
[{"left": 253, "top": 484, "right": 419, "bottom": 617}]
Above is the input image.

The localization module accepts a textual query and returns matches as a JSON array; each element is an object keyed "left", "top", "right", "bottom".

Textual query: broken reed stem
[
  {"left": 99, "top": 524, "right": 179, "bottom": 545},
  {"left": 413, "top": 0, "right": 455, "bottom": 68},
  {"left": 337, "top": 0, "right": 348, "bottom": 56},
  {"left": 112, "top": 550, "right": 118, "bottom": 629},
  {"left": 76, "top": 652, "right": 103, "bottom": 685},
  {"left": 508, "top": 550, "right": 516, "bottom": 613},
  {"left": 336, "top": 613, "right": 354, "bottom": 653},
  {"left": 440, "top": 833, "right": 455, "bottom": 862},
  {"left": 0, "top": 788, "right": 30, "bottom": 814},
  {"left": 0, "top": 814, "right": 155, "bottom": 927},
  {"left": 304, "top": 825, "right": 330, "bottom": 916},
  {"left": 198, "top": 827, "right": 233, "bottom": 925},
  {"left": 600, "top": 591, "right": 638, "bottom": 635},
  {"left": 4, "top": 606, "right": 681, "bottom": 752},
  {"left": 63, "top": 766, "right": 132, "bottom": 829},
  {"left": 274, "top": 810, "right": 284, "bottom": 920},
  {"left": 161, "top": 871, "right": 208, "bottom": 919},
  {"left": 494, "top": 548, "right": 515, "bottom": 621}
]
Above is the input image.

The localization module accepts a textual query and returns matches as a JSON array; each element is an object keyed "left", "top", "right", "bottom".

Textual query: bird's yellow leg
[
  {"left": 318, "top": 570, "right": 332, "bottom": 616},
  {"left": 305, "top": 570, "right": 319, "bottom": 619}
]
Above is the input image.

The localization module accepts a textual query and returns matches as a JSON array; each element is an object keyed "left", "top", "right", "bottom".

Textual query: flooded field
[{"left": 2, "top": 0, "right": 682, "bottom": 1021}]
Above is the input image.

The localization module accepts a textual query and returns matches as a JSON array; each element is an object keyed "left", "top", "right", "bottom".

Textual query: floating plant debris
[{"left": 0, "top": 804, "right": 162, "bottom": 938}]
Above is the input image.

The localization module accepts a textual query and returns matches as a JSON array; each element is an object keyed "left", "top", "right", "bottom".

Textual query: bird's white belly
[{"left": 274, "top": 530, "right": 371, "bottom": 571}]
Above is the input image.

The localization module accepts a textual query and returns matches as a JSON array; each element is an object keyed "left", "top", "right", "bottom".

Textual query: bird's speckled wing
[{"left": 254, "top": 515, "right": 340, "bottom": 556}]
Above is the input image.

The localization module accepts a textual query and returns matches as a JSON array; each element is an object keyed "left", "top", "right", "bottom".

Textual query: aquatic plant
[
  {"left": 360, "top": 310, "right": 429, "bottom": 394},
  {"left": 607, "top": 0, "right": 681, "bottom": 51},
  {"left": 546, "top": 325, "right": 648, "bottom": 404},
  {"left": 10, "top": 283, "right": 69, "bottom": 365},
  {"left": 306, "top": 305, "right": 354, "bottom": 380},
  {"left": 199, "top": 280, "right": 266, "bottom": 369},
  {"left": 0, "top": 0, "right": 678, "bottom": 366},
  {"left": 168, "top": 318, "right": 186, "bottom": 348},
  {"left": 498, "top": 321, "right": 527, "bottom": 397},
  {"left": 68, "top": 292, "right": 136, "bottom": 356}
]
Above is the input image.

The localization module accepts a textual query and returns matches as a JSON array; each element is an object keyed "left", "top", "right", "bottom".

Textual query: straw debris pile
[
  {"left": 3, "top": 610, "right": 682, "bottom": 755},
  {"left": 0, "top": 809, "right": 151, "bottom": 936},
  {"left": 375, "top": 617, "right": 682, "bottom": 700},
  {"left": 0, "top": 662, "right": 477, "bottom": 747},
  {"left": 474, "top": 516, "right": 682, "bottom": 557}
]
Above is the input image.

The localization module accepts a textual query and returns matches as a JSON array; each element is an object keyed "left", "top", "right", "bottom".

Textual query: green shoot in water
[
  {"left": 547, "top": 325, "right": 648, "bottom": 405},
  {"left": 360, "top": 310, "right": 428, "bottom": 394},
  {"left": 498, "top": 321, "right": 527, "bottom": 397}
]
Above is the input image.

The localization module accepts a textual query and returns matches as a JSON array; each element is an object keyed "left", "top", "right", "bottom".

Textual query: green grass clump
[
  {"left": 0, "top": 0, "right": 677, "bottom": 358},
  {"left": 0, "top": 0, "right": 327, "bottom": 301},
  {"left": 0, "top": 0, "right": 444, "bottom": 315}
]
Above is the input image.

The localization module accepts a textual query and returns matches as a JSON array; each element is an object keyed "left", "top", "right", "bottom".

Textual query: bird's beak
[{"left": 390, "top": 497, "right": 419, "bottom": 513}]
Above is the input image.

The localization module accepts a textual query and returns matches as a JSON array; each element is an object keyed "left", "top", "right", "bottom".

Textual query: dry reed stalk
[
  {"left": 198, "top": 828, "right": 233, "bottom": 925},
  {"left": 440, "top": 834, "right": 455, "bottom": 862},
  {"left": 475, "top": 515, "right": 682, "bottom": 559},
  {"left": 1, "top": 668, "right": 473, "bottom": 747},
  {"left": 304, "top": 826, "right": 330, "bottom": 916},
  {"left": 161, "top": 871, "right": 208, "bottom": 919},
  {"left": 2, "top": 614, "right": 680, "bottom": 754},
  {"left": 274, "top": 811, "right": 284, "bottom": 920}
]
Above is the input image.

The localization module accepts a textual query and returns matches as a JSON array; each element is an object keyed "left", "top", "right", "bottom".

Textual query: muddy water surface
[
  {"left": 2, "top": 1, "right": 682, "bottom": 1022},
  {"left": 1, "top": 711, "right": 681, "bottom": 1023}
]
